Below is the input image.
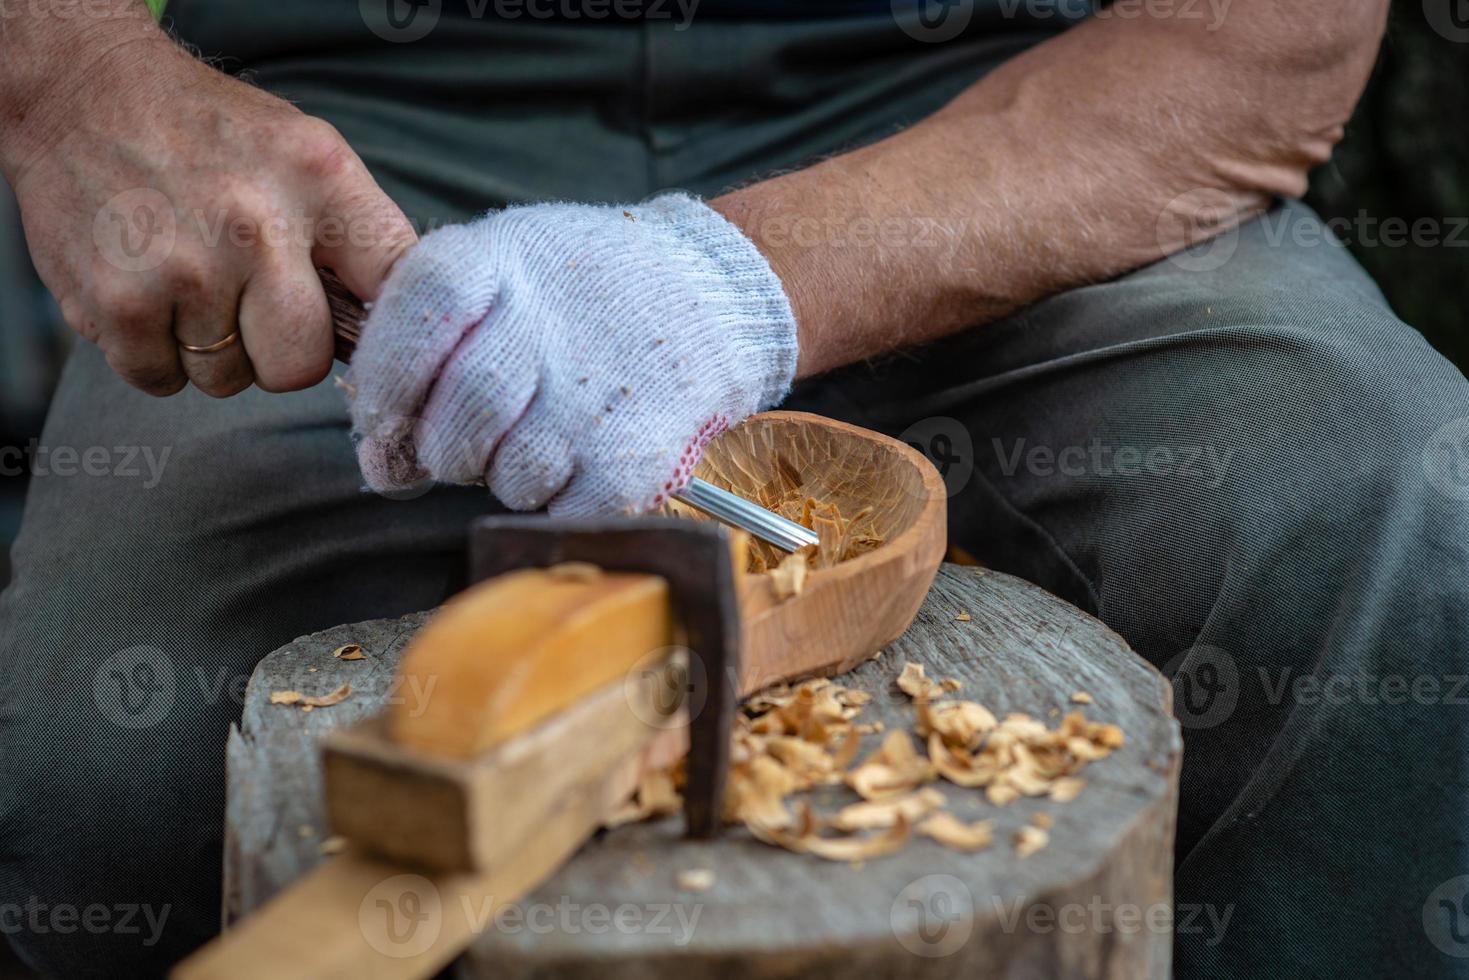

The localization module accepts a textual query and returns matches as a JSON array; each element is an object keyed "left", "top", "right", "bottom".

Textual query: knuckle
[
  {"left": 292, "top": 118, "right": 356, "bottom": 182},
  {"left": 112, "top": 358, "right": 184, "bottom": 397},
  {"left": 165, "top": 258, "right": 212, "bottom": 304},
  {"left": 217, "top": 184, "right": 273, "bottom": 227},
  {"left": 57, "top": 295, "right": 99, "bottom": 343},
  {"left": 104, "top": 289, "right": 163, "bottom": 334}
]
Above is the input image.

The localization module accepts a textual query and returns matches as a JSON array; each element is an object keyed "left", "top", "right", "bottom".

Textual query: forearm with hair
[
  {"left": 0, "top": 0, "right": 167, "bottom": 180},
  {"left": 714, "top": 0, "right": 1390, "bottom": 378}
]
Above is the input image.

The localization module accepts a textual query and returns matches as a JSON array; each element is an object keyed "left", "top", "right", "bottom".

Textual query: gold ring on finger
[{"left": 179, "top": 331, "right": 241, "bottom": 355}]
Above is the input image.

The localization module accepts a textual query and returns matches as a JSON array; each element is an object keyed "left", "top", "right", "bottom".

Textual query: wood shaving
[
  {"left": 320, "top": 836, "right": 347, "bottom": 855},
  {"left": 747, "top": 680, "right": 851, "bottom": 742},
  {"left": 605, "top": 660, "right": 1125, "bottom": 864},
  {"left": 332, "top": 644, "right": 366, "bottom": 661},
  {"left": 917, "top": 812, "right": 994, "bottom": 851},
  {"left": 833, "top": 788, "right": 944, "bottom": 831},
  {"left": 954, "top": 612, "right": 971, "bottom": 622},
  {"left": 1070, "top": 691, "right": 1094, "bottom": 704},
  {"left": 928, "top": 733, "right": 997, "bottom": 788},
  {"left": 1049, "top": 777, "right": 1086, "bottom": 802},
  {"left": 829, "top": 726, "right": 862, "bottom": 771},
  {"left": 676, "top": 869, "right": 716, "bottom": 892},
  {"left": 719, "top": 486, "right": 883, "bottom": 575},
  {"left": 1015, "top": 825, "right": 1049, "bottom": 858},
  {"left": 606, "top": 769, "right": 683, "bottom": 828},
  {"left": 272, "top": 684, "right": 352, "bottom": 710},
  {"left": 923, "top": 706, "right": 1120, "bottom": 806},
  {"left": 987, "top": 784, "right": 1021, "bottom": 806},
  {"left": 846, "top": 730, "right": 936, "bottom": 801},
  {"left": 896, "top": 662, "right": 946, "bottom": 700},
  {"left": 769, "top": 551, "right": 810, "bottom": 601},
  {"left": 917, "top": 699, "right": 998, "bottom": 749},
  {"left": 303, "top": 683, "right": 352, "bottom": 708},
  {"left": 749, "top": 803, "right": 911, "bottom": 862}
]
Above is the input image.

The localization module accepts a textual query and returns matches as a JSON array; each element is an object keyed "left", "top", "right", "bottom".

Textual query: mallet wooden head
[{"left": 464, "top": 515, "right": 740, "bottom": 838}]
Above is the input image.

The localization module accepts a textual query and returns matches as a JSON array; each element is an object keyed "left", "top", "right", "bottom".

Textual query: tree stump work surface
[{"left": 226, "top": 564, "right": 1181, "bottom": 979}]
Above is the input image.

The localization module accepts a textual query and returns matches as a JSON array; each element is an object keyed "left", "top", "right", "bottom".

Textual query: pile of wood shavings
[
  {"left": 610, "top": 661, "right": 1125, "bottom": 861},
  {"left": 750, "top": 494, "right": 884, "bottom": 575},
  {"left": 725, "top": 457, "right": 885, "bottom": 575},
  {"left": 748, "top": 494, "right": 884, "bottom": 601}
]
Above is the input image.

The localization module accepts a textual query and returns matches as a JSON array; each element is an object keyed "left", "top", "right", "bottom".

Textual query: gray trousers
[{"left": 3, "top": 11, "right": 1468, "bottom": 979}]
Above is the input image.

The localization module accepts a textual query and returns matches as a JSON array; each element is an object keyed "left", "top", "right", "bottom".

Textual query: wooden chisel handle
[{"left": 320, "top": 269, "right": 367, "bottom": 363}]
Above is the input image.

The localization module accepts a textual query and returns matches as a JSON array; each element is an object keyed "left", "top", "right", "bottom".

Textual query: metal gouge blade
[
  {"left": 321, "top": 270, "right": 818, "bottom": 554},
  {"left": 672, "top": 476, "right": 818, "bottom": 553}
]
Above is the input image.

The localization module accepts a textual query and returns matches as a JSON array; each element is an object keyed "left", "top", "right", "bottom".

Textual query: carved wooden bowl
[{"left": 671, "top": 411, "right": 947, "bottom": 692}]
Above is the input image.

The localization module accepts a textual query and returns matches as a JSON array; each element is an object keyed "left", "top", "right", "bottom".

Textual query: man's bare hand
[{"left": 2, "top": 26, "right": 415, "bottom": 397}]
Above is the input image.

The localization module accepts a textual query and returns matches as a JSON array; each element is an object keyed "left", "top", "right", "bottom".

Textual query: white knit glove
[{"left": 344, "top": 194, "right": 799, "bottom": 515}]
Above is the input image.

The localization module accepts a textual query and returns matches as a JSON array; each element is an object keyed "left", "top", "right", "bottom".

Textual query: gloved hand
[{"left": 344, "top": 193, "right": 799, "bottom": 515}]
